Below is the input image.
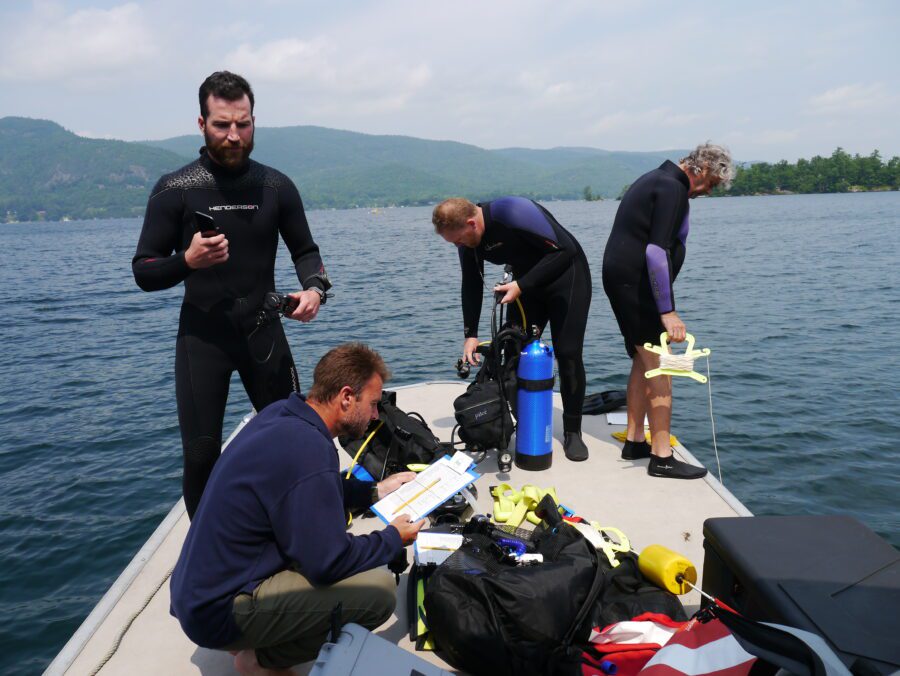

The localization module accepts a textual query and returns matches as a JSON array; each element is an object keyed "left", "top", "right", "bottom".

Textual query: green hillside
[
  {"left": 2, "top": 116, "right": 681, "bottom": 221},
  {"left": 0, "top": 118, "right": 187, "bottom": 221},
  {"left": 146, "top": 126, "right": 683, "bottom": 207}
]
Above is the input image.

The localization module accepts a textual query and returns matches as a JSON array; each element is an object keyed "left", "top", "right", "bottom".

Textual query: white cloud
[
  {"left": 588, "top": 107, "right": 705, "bottom": 135},
  {"left": 809, "top": 82, "right": 895, "bottom": 115},
  {"left": 223, "top": 37, "right": 432, "bottom": 115},
  {"left": 0, "top": 3, "right": 159, "bottom": 83},
  {"left": 724, "top": 129, "right": 800, "bottom": 146}
]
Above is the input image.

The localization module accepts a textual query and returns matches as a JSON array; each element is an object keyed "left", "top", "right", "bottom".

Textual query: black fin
[{"left": 582, "top": 390, "right": 627, "bottom": 415}]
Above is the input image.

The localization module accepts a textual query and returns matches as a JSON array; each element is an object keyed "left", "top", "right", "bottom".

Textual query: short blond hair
[{"left": 432, "top": 198, "right": 477, "bottom": 234}]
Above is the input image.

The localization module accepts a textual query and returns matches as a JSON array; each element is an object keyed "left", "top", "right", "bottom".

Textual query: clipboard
[{"left": 371, "top": 452, "right": 480, "bottom": 524}]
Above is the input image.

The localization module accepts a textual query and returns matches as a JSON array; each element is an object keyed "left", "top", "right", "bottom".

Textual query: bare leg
[
  {"left": 625, "top": 353, "right": 648, "bottom": 442},
  {"left": 634, "top": 346, "right": 673, "bottom": 459},
  {"left": 234, "top": 650, "right": 294, "bottom": 676}
]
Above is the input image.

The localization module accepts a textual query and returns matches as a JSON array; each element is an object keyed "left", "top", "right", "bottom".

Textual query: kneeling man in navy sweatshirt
[{"left": 170, "top": 342, "right": 424, "bottom": 675}]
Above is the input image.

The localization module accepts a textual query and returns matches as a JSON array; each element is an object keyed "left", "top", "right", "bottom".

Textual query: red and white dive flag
[{"left": 638, "top": 615, "right": 756, "bottom": 676}]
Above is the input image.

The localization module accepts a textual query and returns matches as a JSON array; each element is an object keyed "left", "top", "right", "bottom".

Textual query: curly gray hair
[{"left": 680, "top": 142, "right": 735, "bottom": 189}]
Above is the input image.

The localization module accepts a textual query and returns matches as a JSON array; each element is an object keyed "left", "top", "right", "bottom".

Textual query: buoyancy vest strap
[{"left": 518, "top": 375, "right": 555, "bottom": 391}]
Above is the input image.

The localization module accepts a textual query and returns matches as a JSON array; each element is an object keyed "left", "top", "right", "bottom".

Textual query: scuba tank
[{"left": 515, "top": 327, "right": 555, "bottom": 470}]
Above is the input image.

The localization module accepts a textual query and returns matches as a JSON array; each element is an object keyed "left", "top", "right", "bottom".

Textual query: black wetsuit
[
  {"left": 133, "top": 149, "right": 329, "bottom": 518},
  {"left": 459, "top": 197, "right": 591, "bottom": 434},
  {"left": 602, "top": 160, "right": 690, "bottom": 357}
]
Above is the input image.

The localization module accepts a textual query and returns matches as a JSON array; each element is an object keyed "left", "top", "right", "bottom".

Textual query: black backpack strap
[{"left": 561, "top": 534, "right": 606, "bottom": 648}]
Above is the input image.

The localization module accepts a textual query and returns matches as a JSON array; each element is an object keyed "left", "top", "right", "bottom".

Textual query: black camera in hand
[
  {"left": 455, "top": 358, "right": 471, "bottom": 379},
  {"left": 263, "top": 291, "right": 296, "bottom": 317}
]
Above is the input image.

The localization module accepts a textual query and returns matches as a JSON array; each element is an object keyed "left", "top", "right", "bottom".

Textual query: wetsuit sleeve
[
  {"left": 515, "top": 237, "right": 575, "bottom": 293},
  {"left": 132, "top": 183, "right": 192, "bottom": 291},
  {"left": 459, "top": 246, "right": 484, "bottom": 338},
  {"left": 272, "top": 469, "right": 402, "bottom": 586},
  {"left": 645, "top": 179, "right": 686, "bottom": 314},
  {"left": 277, "top": 180, "right": 330, "bottom": 292}
]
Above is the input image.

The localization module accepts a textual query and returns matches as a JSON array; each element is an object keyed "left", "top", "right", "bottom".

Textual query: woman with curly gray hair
[{"left": 601, "top": 142, "right": 733, "bottom": 480}]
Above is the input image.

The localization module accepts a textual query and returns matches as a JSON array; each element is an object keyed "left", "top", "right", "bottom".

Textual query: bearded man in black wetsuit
[
  {"left": 133, "top": 72, "right": 331, "bottom": 518},
  {"left": 602, "top": 143, "right": 733, "bottom": 479},
  {"left": 432, "top": 197, "right": 592, "bottom": 462}
]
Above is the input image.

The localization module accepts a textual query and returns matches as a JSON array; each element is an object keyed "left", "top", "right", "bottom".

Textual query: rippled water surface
[{"left": 1, "top": 192, "right": 898, "bottom": 672}]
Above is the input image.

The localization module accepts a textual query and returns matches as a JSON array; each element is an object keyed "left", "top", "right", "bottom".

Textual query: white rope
[
  {"left": 705, "top": 356, "right": 723, "bottom": 485},
  {"left": 89, "top": 567, "right": 174, "bottom": 675},
  {"left": 659, "top": 353, "right": 696, "bottom": 371}
]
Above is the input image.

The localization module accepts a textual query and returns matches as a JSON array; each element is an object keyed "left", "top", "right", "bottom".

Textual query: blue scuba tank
[{"left": 515, "top": 333, "right": 554, "bottom": 470}]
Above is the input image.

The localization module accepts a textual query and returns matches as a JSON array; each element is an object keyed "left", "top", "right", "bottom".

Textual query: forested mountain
[
  {"left": 4, "top": 115, "right": 896, "bottom": 223},
  {"left": 0, "top": 118, "right": 187, "bottom": 221},
  {"left": 1, "top": 116, "right": 680, "bottom": 221},
  {"left": 144, "top": 126, "right": 683, "bottom": 208}
]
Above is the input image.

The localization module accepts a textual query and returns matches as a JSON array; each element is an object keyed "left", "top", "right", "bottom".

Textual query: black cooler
[{"left": 702, "top": 515, "right": 900, "bottom": 674}]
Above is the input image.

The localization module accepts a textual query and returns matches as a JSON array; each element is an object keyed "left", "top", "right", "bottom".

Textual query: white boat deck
[{"left": 47, "top": 381, "right": 750, "bottom": 675}]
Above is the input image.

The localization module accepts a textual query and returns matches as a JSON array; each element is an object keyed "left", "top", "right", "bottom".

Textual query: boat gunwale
[{"left": 45, "top": 381, "right": 750, "bottom": 674}]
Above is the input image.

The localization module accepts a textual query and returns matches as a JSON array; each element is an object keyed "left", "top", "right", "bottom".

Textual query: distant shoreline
[{"left": 4, "top": 189, "right": 899, "bottom": 225}]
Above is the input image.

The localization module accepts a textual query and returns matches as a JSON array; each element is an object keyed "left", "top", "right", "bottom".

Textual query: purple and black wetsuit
[
  {"left": 602, "top": 160, "right": 690, "bottom": 357},
  {"left": 459, "top": 197, "right": 592, "bottom": 435}
]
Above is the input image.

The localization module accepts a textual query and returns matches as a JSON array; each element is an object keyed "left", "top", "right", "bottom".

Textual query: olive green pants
[{"left": 225, "top": 567, "right": 396, "bottom": 669}]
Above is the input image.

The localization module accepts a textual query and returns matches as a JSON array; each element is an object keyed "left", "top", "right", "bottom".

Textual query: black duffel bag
[
  {"left": 590, "top": 550, "right": 687, "bottom": 627},
  {"left": 424, "top": 497, "right": 604, "bottom": 676}
]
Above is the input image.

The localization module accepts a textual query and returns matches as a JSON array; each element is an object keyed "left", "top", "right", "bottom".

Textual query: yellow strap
[
  {"left": 612, "top": 429, "right": 679, "bottom": 447},
  {"left": 491, "top": 483, "right": 557, "bottom": 527},
  {"left": 344, "top": 421, "right": 384, "bottom": 479},
  {"left": 590, "top": 524, "right": 631, "bottom": 568}
]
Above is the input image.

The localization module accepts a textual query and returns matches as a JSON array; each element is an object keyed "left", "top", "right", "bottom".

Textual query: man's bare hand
[
  {"left": 661, "top": 311, "right": 686, "bottom": 342},
  {"left": 493, "top": 281, "right": 522, "bottom": 304},
  {"left": 462, "top": 337, "right": 480, "bottom": 366},
  {"left": 185, "top": 231, "right": 228, "bottom": 269},
  {"left": 285, "top": 290, "right": 321, "bottom": 322},
  {"left": 376, "top": 472, "right": 417, "bottom": 499},
  {"left": 390, "top": 514, "right": 426, "bottom": 546}
]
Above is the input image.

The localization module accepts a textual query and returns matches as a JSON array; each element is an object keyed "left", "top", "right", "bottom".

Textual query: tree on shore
[{"left": 723, "top": 148, "right": 899, "bottom": 196}]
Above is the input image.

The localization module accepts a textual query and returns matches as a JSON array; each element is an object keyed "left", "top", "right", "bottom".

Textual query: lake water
[{"left": 0, "top": 192, "right": 898, "bottom": 672}]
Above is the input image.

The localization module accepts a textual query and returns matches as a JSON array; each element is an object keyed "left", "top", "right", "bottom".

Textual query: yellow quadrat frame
[{"left": 643, "top": 332, "right": 711, "bottom": 383}]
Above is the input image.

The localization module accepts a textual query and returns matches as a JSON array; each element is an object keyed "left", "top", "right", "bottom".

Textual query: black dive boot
[
  {"left": 563, "top": 432, "right": 589, "bottom": 462},
  {"left": 621, "top": 439, "right": 652, "bottom": 460},
  {"left": 647, "top": 454, "right": 707, "bottom": 479}
]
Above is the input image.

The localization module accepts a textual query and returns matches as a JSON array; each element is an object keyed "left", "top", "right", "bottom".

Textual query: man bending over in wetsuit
[
  {"left": 602, "top": 143, "right": 733, "bottom": 479},
  {"left": 432, "top": 197, "right": 592, "bottom": 461},
  {"left": 132, "top": 71, "right": 331, "bottom": 518},
  {"left": 170, "top": 343, "right": 423, "bottom": 675}
]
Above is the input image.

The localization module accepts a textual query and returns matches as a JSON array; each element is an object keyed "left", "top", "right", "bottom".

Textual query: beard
[
  {"left": 338, "top": 406, "right": 373, "bottom": 440},
  {"left": 203, "top": 129, "right": 254, "bottom": 170}
]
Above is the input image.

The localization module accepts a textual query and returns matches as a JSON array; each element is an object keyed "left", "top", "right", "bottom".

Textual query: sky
[{"left": 1, "top": 0, "right": 898, "bottom": 162}]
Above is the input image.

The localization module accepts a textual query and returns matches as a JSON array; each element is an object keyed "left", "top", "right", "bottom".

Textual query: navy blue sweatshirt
[{"left": 169, "top": 393, "right": 402, "bottom": 648}]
